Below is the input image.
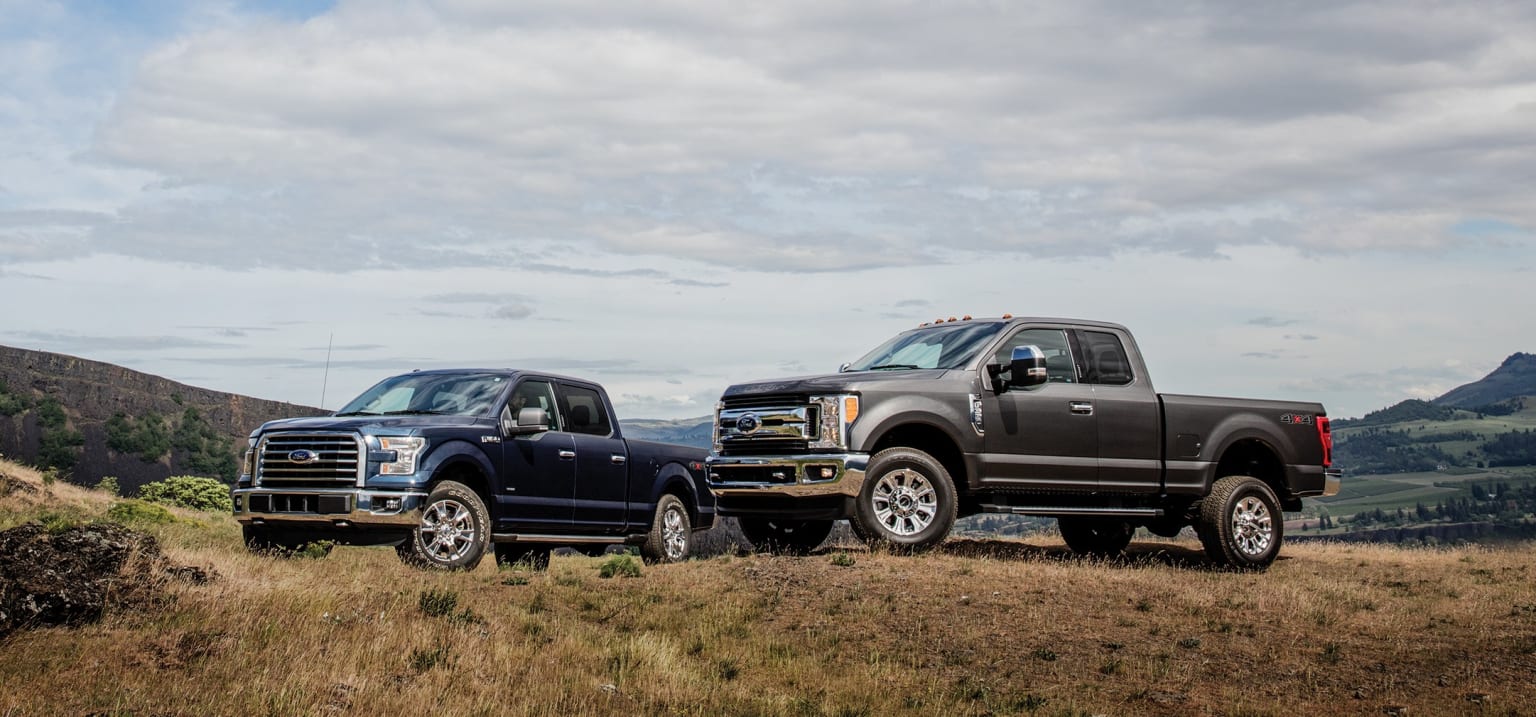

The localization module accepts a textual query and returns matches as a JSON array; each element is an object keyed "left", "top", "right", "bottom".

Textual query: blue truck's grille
[{"left": 255, "top": 433, "right": 363, "bottom": 487}]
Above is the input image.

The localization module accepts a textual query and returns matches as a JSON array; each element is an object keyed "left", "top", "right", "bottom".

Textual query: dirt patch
[
  {"left": 0, "top": 522, "right": 214, "bottom": 638},
  {"left": 0, "top": 471, "right": 38, "bottom": 498}
]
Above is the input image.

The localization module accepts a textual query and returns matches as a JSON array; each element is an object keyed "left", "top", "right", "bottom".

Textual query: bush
[
  {"left": 106, "top": 412, "right": 172, "bottom": 462},
  {"left": 0, "top": 380, "right": 28, "bottom": 416},
  {"left": 94, "top": 476, "right": 121, "bottom": 496},
  {"left": 419, "top": 588, "right": 459, "bottom": 618},
  {"left": 106, "top": 499, "right": 176, "bottom": 526},
  {"left": 598, "top": 553, "right": 643, "bottom": 579},
  {"left": 138, "top": 475, "right": 232, "bottom": 513}
]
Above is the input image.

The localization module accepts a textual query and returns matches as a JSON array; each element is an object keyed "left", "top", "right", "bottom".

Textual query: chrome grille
[
  {"left": 717, "top": 401, "right": 817, "bottom": 455},
  {"left": 256, "top": 433, "right": 364, "bottom": 487}
]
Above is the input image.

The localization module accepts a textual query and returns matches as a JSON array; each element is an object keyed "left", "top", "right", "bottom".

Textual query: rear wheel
[
  {"left": 1058, "top": 517, "right": 1135, "bottom": 557},
  {"left": 641, "top": 494, "right": 692, "bottom": 564},
  {"left": 1196, "top": 476, "right": 1283, "bottom": 570},
  {"left": 851, "top": 447, "right": 958, "bottom": 551},
  {"left": 397, "top": 480, "right": 490, "bottom": 571},
  {"left": 738, "top": 518, "right": 833, "bottom": 555}
]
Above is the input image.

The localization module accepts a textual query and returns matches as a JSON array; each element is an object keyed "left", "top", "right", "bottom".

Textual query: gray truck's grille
[
  {"left": 256, "top": 433, "right": 363, "bottom": 487},
  {"left": 717, "top": 400, "right": 816, "bottom": 455}
]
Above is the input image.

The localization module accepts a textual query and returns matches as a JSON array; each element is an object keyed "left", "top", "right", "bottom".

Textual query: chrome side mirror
[{"left": 1009, "top": 345, "right": 1048, "bottom": 388}]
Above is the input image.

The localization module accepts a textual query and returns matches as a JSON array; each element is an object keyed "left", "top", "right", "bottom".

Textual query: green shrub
[
  {"left": 106, "top": 499, "right": 176, "bottom": 526},
  {"left": 138, "top": 475, "right": 232, "bottom": 512},
  {"left": 35, "top": 398, "right": 83, "bottom": 471},
  {"left": 0, "top": 380, "right": 28, "bottom": 416},
  {"left": 598, "top": 553, "right": 643, "bottom": 579},
  {"left": 94, "top": 476, "right": 121, "bottom": 496},
  {"left": 830, "top": 552, "right": 856, "bottom": 567},
  {"left": 419, "top": 588, "right": 459, "bottom": 618},
  {"left": 106, "top": 412, "right": 172, "bottom": 462},
  {"left": 298, "top": 540, "right": 335, "bottom": 560}
]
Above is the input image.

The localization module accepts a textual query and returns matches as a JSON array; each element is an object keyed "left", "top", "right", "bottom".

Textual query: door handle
[
  {"left": 1069, "top": 401, "right": 1094, "bottom": 415},
  {"left": 558, "top": 449, "right": 576, "bottom": 460},
  {"left": 611, "top": 454, "right": 627, "bottom": 465}
]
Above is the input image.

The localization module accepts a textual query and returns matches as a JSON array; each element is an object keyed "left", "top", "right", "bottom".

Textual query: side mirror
[
  {"left": 504, "top": 406, "right": 551, "bottom": 436},
  {"left": 838, "top": 362, "right": 852, "bottom": 373},
  {"left": 1008, "top": 345, "right": 1048, "bottom": 388}
]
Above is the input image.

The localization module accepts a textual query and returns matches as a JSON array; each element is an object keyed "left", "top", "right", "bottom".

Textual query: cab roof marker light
[{"left": 1002, "top": 313, "right": 1014, "bottom": 319}]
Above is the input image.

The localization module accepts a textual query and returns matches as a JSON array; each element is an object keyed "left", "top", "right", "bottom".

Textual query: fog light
[
  {"left": 820, "top": 467, "right": 835, "bottom": 479},
  {"left": 384, "top": 498, "right": 402, "bottom": 511}
]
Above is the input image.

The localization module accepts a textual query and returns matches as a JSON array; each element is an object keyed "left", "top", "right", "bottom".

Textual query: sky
[{"left": 1, "top": 0, "right": 1533, "bottom": 420}]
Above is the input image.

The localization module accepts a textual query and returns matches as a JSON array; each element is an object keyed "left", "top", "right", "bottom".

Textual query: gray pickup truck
[
  {"left": 706, "top": 316, "right": 1340, "bottom": 569},
  {"left": 232, "top": 369, "right": 713, "bottom": 570}
]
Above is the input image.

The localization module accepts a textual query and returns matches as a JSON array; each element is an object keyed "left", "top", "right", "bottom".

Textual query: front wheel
[
  {"left": 738, "top": 518, "right": 833, "bottom": 555},
  {"left": 397, "top": 480, "right": 490, "bottom": 571},
  {"left": 850, "top": 447, "right": 958, "bottom": 551},
  {"left": 641, "top": 494, "right": 692, "bottom": 564},
  {"left": 1196, "top": 476, "right": 1283, "bottom": 570}
]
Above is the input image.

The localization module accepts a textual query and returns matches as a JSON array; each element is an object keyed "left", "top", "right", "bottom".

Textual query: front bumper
[
  {"left": 707, "top": 451, "right": 869, "bottom": 508},
  {"left": 232, "top": 487, "right": 428, "bottom": 528}
]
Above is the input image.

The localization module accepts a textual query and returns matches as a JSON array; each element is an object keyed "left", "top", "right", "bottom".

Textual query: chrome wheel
[
  {"left": 1231, "top": 495, "right": 1273, "bottom": 556},
  {"left": 662, "top": 504, "right": 688, "bottom": 561},
  {"left": 871, "top": 468, "right": 938, "bottom": 537},
  {"left": 419, "top": 498, "right": 477, "bottom": 563}
]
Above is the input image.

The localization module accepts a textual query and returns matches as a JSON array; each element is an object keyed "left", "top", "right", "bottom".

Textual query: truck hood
[
  {"left": 252, "top": 414, "right": 486, "bottom": 437},
  {"left": 722, "top": 368, "right": 953, "bottom": 398}
]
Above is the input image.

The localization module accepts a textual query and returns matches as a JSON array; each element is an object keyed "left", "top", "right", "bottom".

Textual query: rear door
[
  {"left": 559, "top": 381, "right": 631, "bottom": 533},
  {"left": 496, "top": 378, "right": 576, "bottom": 532},
  {"left": 1076, "top": 329, "right": 1162, "bottom": 493},
  {"left": 979, "top": 326, "right": 1099, "bottom": 490}
]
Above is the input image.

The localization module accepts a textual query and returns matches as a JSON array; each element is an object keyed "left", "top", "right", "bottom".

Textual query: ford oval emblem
[
  {"left": 736, "top": 412, "right": 760, "bottom": 434},
  {"left": 288, "top": 449, "right": 320, "bottom": 465}
]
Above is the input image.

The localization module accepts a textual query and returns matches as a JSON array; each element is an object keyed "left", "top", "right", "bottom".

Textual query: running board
[
  {"left": 980, "top": 505, "right": 1164, "bottom": 518},
  {"left": 492, "top": 533, "right": 647, "bottom": 545}
]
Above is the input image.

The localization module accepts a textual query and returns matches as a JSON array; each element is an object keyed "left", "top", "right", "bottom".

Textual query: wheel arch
[
  {"left": 422, "top": 441, "right": 497, "bottom": 516},
  {"left": 866, "top": 421, "right": 968, "bottom": 490}
]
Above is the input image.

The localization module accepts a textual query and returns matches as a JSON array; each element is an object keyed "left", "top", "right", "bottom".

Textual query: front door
[
  {"left": 497, "top": 378, "right": 576, "bottom": 532},
  {"left": 979, "top": 327, "right": 1099, "bottom": 491}
]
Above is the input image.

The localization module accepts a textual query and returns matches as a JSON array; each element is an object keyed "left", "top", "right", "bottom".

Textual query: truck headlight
[
  {"left": 378, "top": 436, "right": 427, "bottom": 475},
  {"left": 810, "top": 394, "right": 859, "bottom": 450}
]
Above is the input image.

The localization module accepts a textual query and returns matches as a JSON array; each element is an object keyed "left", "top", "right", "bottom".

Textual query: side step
[
  {"left": 492, "top": 533, "right": 648, "bottom": 545},
  {"left": 979, "top": 504, "right": 1164, "bottom": 518}
]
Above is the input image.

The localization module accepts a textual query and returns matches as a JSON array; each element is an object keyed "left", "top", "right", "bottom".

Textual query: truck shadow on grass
[{"left": 930, "top": 538, "right": 1288, "bottom": 572}]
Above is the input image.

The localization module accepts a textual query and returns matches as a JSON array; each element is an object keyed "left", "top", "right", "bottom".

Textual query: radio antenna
[{"left": 320, "top": 332, "right": 334, "bottom": 409}]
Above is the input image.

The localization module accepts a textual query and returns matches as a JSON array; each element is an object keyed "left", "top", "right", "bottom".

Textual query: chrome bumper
[
  {"left": 706, "top": 452, "right": 869, "bottom": 499},
  {"left": 1323, "top": 469, "right": 1343, "bottom": 497},
  {"left": 231, "top": 487, "right": 427, "bottom": 528}
]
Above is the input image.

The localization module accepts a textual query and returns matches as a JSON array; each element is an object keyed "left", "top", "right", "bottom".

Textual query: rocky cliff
[{"left": 0, "top": 344, "right": 323, "bottom": 491}]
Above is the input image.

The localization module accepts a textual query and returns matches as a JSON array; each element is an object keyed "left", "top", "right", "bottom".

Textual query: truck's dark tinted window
[
  {"left": 508, "top": 379, "right": 560, "bottom": 430},
  {"left": 846, "top": 321, "right": 1005, "bottom": 371},
  {"left": 1079, "top": 330, "right": 1133, "bottom": 386},
  {"left": 560, "top": 384, "right": 612, "bottom": 437},
  {"left": 993, "top": 328, "right": 1077, "bottom": 383}
]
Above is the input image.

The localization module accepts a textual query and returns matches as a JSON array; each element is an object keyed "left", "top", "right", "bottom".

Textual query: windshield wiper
[
  {"left": 382, "top": 409, "right": 451, "bottom": 416},
  {"left": 866, "top": 363, "right": 922, "bottom": 371},
  {"left": 333, "top": 411, "right": 380, "bottom": 416}
]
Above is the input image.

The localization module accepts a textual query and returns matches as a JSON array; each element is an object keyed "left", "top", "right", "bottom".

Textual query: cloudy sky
[{"left": 2, "top": 0, "right": 1533, "bottom": 420}]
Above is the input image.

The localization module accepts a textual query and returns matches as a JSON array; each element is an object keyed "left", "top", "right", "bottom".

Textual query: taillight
[{"left": 1316, "top": 416, "right": 1333, "bottom": 468}]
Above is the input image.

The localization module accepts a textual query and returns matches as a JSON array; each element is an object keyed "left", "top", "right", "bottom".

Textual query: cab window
[
  {"left": 506, "top": 379, "right": 560, "bottom": 430},
  {"left": 993, "top": 328, "right": 1078, "bottom": 384},
  {"left": 1078, "top": 330, "right": 1134, "bottom": 386},
  {"left": 559, "top": 384, "right": 613, "bottom": 437}
]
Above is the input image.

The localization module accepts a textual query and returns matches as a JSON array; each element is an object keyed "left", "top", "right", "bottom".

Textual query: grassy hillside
[{"left": 2, "top": 458, "right": 1533, "bottom": 716}]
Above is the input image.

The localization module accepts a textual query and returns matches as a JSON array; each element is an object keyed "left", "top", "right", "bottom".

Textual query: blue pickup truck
[{"left": 231, "top": 369, "right": 713, "bottom": 570}]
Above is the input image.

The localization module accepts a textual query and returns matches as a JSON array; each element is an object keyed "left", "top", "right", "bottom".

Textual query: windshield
[
  {"left": 846, "top": 321, "right": 1006, "bottom": 371},
  {"left": 335, "top": 372, "right": 509, "bottom": 417}
]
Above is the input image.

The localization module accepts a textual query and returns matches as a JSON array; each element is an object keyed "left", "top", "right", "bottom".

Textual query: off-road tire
[
  {"left": 1058, "top": 517, "right": 1135, "bottom": 557},
  {"left": 738, "top": 518, "right": 833, "bottom": 555},
  {"left": 494, "top": 543, "right": 551, "bottom": 570},
  {"left": 1196, "top": 475, "right": 1283, "bottom": 570},
  {"left": 641, "top": 493, "right": 692, "bottom": 564},
  {"left": 396, "top": 480, "right": 490, "bottom": 571},
  {"left": 851, "top": 447, "right": 958, "bottom": 552}
]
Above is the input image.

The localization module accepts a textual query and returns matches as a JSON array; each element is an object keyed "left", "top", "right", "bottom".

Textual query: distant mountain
[
  {"left": 1434, "top": 352, "right": 1536, "bottom": 408},
  {"left": 620, "top": 416, "right": 713, "bottom": 448},
  {"left": 0, "top": 345, "right": 324, "bottom": 492}
]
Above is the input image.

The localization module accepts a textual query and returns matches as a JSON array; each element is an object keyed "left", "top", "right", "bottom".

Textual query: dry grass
[{"left": 2, "top": 457, "right": 1534, "bottom": 716}]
